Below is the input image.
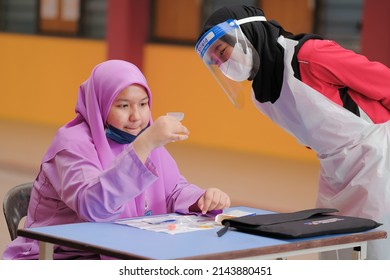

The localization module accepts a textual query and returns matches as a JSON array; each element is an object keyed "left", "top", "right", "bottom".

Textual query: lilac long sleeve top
[
  {"left": 3, "top": 140, "right": 204, "bottom": 259},
  {"left": 3, "top": 60, "right": 207, "bottom": 260}
]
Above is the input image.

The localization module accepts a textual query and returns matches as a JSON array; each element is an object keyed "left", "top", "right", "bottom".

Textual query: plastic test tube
[{"left": 166, "top": 112, "right": 184, "bottom": 121}]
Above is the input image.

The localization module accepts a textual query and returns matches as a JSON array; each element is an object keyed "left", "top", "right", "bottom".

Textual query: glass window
[
  {"left": 80, "top": 0, "right": 106, "bottom": 39},
  {"left": 0, "top": 0, "right": 38, "bottom": 34},
  {"left": 151, "top": 0, "right": 257, "bottom": 44},
  {"left": 39, "top": 0, "right": 80, "bottom": 35},
  {"left": 313, "top": 0, "right": 363, "bottom": 52},
  {"left": 0, "top": 0, "right": 106, "bottom": 39},
  {"left": 149, "top": 0, "right": 362, "bottom": 50}
]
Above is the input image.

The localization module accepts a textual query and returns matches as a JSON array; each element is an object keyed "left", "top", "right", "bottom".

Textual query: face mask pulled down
[{"left": 106, "top": 124, "right": 147, "bottom": 144}]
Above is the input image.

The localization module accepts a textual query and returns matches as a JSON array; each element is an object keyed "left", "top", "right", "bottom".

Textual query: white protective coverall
[{"left": 253, "top": 36, "right": 390, "bottom": 260}]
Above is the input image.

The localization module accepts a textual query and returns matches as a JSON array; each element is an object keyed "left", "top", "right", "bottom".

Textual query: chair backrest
[{"left": 3, "top": 182, "right": 33, "bottom": 240}]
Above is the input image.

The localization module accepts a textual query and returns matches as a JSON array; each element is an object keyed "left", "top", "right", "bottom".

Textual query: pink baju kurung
[{"left": 2, "top": 60, "right": 205, "bottom": 259}]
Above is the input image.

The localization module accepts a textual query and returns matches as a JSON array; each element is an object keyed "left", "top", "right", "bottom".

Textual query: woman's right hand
[
  {"left": 133, "top": 115, "right": 189, "bottom": 162},
  {"left": 145, "top": 115, "right": 189, "bottom": 147}
]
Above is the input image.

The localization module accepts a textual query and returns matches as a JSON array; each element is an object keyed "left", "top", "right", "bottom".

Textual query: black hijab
[{"left": 199, "top": 5, "right": 319, "bottom": 103}]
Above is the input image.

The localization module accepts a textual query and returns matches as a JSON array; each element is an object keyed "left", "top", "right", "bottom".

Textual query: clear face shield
[{"left": 195, "top": 16, "right": 266, "bottom": 108}]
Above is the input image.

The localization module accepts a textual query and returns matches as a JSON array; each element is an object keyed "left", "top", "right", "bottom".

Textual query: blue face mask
[{"left": 105, "top": 124, "right": 148, "bottom": 144}]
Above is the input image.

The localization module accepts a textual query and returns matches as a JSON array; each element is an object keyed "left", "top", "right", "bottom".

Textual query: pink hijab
[
  {"left": 40, "top": 59, "right": 188, "bottom": 218},
  {"left": 42, "top": 60, "right": 152, "bottom": 169}
]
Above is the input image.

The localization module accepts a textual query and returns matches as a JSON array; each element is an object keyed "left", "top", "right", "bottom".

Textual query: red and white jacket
[{"left": 297, "top": 39, "right": 390, "bottom": 124}]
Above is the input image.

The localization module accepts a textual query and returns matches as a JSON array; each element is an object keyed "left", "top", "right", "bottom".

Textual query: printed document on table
[
  {"left": 114, "top": 209, "right": 255, "bottom": 235},
  {"left": 114, "top": 214, "right": 220, "bottom": 234}
]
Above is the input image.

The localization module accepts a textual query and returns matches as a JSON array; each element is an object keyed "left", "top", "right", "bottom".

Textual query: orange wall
[
  {"left": 145, "top": 44, "right": 316, "bottom": 162},
  {"left": 0, "top": 33, "right": 107, "bottom": 124},
  {"left": 0, "top": 34, "right": 317, "bottom": 163}
]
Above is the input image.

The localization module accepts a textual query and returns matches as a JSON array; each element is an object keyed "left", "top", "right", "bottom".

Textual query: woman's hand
[
  {"left": 133, "top": 115, "right": 189, "bottom": 162},
  {"left": 190, "top": 188, "right": 231, "bottom": 214},
  {"left": 144, "top": 115, "right": 189, "bottom": 147}
]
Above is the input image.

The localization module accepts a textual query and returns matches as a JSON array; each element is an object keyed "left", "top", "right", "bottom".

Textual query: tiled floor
[{"left": 0, "top": 119, "right": 320, "bottom": 259}]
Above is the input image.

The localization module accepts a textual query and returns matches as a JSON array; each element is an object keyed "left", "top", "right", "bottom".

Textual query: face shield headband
[{"left": 195, "top": 16, "right": 266, "bottom": 108}]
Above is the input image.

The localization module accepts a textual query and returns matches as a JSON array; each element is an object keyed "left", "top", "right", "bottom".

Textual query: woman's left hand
[{"left": 190, "top": 188, "right": 231, "bottom": 214}]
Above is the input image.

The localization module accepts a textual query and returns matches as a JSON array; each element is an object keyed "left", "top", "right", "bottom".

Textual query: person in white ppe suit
[{"left": 195, "top": 5, "right": 390, "bottom": 259}]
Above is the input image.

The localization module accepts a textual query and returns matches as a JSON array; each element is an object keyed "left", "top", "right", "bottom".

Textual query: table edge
[{"left": 17, "top": 227, "right": 387, "bottom": 260}]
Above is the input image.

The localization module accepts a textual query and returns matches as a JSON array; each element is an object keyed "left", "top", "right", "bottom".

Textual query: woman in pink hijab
[{"left": 3, "top": 60, "right": 231, "bottom": 259}]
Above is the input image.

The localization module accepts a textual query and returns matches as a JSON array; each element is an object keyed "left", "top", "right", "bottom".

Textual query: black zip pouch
[{"left": 217, "top": 208, "right": 382, "bottom": 238}]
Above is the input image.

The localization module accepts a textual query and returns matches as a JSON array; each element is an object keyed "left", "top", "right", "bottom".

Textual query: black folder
[{"left": 217, "top": 208, "right": 382, "bottom": 238}]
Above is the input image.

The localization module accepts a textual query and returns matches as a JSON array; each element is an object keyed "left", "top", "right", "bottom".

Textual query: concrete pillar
[
  {"left": 361, "top": 0, "right": 390, "bottom": 67},
  {"left": 107, "top": 0, "right": 150, "bottom": 70}
]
